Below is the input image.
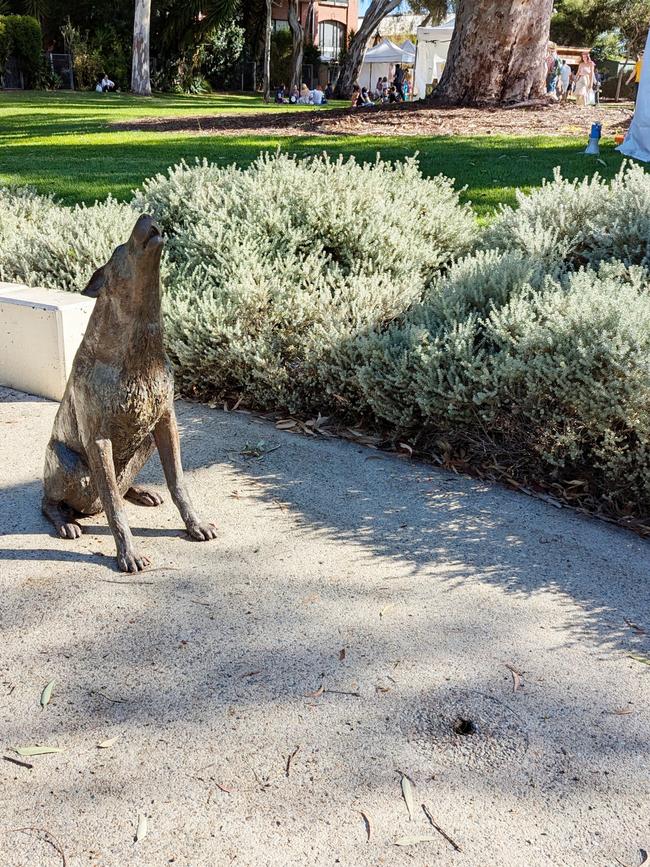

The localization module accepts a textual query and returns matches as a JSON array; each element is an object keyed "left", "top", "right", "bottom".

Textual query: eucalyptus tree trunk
[
  {"left": 335, "top": 0, "right": 401, "bottom": 98},
  {"left": 263, "top": 0, "right": 272, "bottom": 101},
  {"left": 288, "top": 0, "right": 305, "bottom": 90},
  {"left": 131, "top": 0, "right": 152, "bottom": 96},
  {"left": 435, "top": 0, "right": 554, "bottom": 105}
]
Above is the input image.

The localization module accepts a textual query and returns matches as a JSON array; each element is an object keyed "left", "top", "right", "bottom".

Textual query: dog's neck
[{"left": 88, "top": 280, "right": 166, "bottom": 368}]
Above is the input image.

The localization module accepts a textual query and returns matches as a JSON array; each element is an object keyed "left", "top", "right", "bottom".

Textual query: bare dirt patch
[{"left": 111, "top": 100, "right": 633, "bottom": 139}]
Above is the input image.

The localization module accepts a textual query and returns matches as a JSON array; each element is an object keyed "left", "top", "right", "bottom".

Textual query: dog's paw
[
  {"left": 117, "top": 549, "right": 151, "bottom": 573},
  {"left": 187, "top": 521, "right": 218, "bottom": 542},
  {"left": 59, "top": 521, "right": 83, "bottom": 540},
  {"left": 125, "top": 486, "right": 164, "bottom": 507}
]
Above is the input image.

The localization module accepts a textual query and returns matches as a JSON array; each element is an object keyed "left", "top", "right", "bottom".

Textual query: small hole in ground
[{"left": 453, "top": 716, "right": 477, "bottom": 736}]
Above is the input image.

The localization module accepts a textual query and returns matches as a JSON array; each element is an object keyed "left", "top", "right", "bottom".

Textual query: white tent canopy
[
  {"left": 617, "top": 27, "right": 650, "bottom": 161},
  {"left": 413, "top": 16, "right": 455, "bottom": 98},
  {"left": 358, "top": 37, "right": 416, "bottom": 91}
]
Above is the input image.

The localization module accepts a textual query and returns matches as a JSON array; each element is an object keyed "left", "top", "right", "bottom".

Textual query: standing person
[
  {"left": 546, "top": 44, "right": 561, "bottom": 97},
  {"left": 626, "top": 51, "right": 644, "bottom": 103},
  {"left": 393, "top": 63, "right": 404, "bottom": 97},
  {"left": 402, "top": 69, "right": 412, "bottom": 101},
  {"left": 574, "top": 52, "right": 595, "bottom": 107},
  {"left": 559, "top": 59, "right": 572, "bottom": 102}
]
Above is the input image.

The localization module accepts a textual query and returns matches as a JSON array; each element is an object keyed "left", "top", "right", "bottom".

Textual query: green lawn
[{"left": 0, "top": 90, "right": 630, "bottom": 217}]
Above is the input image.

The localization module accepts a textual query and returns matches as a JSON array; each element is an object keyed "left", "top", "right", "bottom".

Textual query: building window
[
  {"left": 272, "top": 19, "right": 289, "bottom": 32},
  {"left": 318, "top": 20, "right": 346, "bottom": 61},
  {"left": 320, "top": 1, "right": 349, "bottom": 6}
]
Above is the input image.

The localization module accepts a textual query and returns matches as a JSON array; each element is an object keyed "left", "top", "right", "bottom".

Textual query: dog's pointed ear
[{"left": 82, "top": 266, "right": 106, "bottom": 298}]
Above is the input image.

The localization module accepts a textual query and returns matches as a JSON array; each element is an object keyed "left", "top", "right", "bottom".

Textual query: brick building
[{"left": 271, "top": 1, "right": 359, "bottom": 64}]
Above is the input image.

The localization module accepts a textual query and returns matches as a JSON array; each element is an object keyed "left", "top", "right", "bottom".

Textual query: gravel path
[{"left": 0, "top": 387, "right": 648, "bottom": 867}]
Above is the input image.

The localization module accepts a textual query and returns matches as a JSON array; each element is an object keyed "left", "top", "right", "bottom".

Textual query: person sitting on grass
[
  {"left": 311, "top": 83, "right": 327, "bottom": 106},
  {"left": 351, "top": 84, "right": 363, "bottom": 107},
  {"left": 388, "top": 85, "right": 400, "bottom": 103},
  {"left": 298, "top": 83, "right": 312, "bottom": 104},
  {"left": 289, "top": 85, "right": 299, "bottom": 104},
  {"left": 275, "top": 83, "right": 288, "bottom": 104},
  {"left": 324, "top": 82, "right": 334, "bottom": 100},
  {"left": 361, "top": 87, "right": 373, "bottom": 106},
  {"left": 96, "top": 73, "right": 115, "bottom": 93}
]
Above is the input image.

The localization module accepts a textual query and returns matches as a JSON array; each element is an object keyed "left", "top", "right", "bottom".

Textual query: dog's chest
[{"left": 91, "top": 361, "right": 174, "bottom": 446}]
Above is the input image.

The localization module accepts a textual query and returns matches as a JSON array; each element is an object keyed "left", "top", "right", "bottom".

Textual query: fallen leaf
[
  {"left": 40, "top": 680, "right": 55, "bottom": 709},
  {"left": 422, "top": 802, "right": 462, "bottom": 851},
  {"left": 394, "top": 836, "right": 437, "bottom": 847},
  {"left": 400, "top": 773, "right": 416, "bottom": 821},
  {"left": 338, "top": 648, "right": 346, "bottom": 661},
  {"left": 624, "top": 618, "right": 646, "bottom": 635},
  {"left": 596, "top": 158, "right": 607, "bottom": 166},
  {"left": 276, "top": 419, "right": 297, "bottom": 430},
  {"left": 606, "top": 707, "right": 634, "bottom": 715},
  {"left": 505, "top": 664, "right": 523, "bottom": 693},
  {"left": 360, "top": 810, "right": 371, "bottom": 842},
  {"left": 12, "top": 746, "right": 66, "bottom": 757},
  {"left": 305, "top": 685, "right": 324, "bottom": 698},
  {"left": 399, "top": 442, "right": 413, "bottom": 457},
  {"left": 135, "top": 813, "right": 148, "bottom": 843},
  {"left": 615, "top": 849, "right": 648, "bottom": 867},
  {"left": 97, "top": 736, "right": 120, "bottom": 748},
  {"left": 628, "top": 653, "right": 650, "bottom": 666},
  {"left": 380, "top": 604, "right": 394, "bottom": 619}
]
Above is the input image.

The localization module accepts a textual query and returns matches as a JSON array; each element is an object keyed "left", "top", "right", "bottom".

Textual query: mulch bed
[{"left": 111, "top": 99, "right": 633, "bottom": 139}]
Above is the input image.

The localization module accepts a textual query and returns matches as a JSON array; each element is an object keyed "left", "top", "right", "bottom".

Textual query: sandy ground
[
  {"left": 0, "top": 386, "right": 648, "bottom": 867},
  {"left": 111, "top": 101, "right": 633, "bottom": 139}
]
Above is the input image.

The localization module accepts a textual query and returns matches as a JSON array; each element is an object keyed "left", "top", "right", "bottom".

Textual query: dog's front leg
[
  {"left": 154, "top": 409, "right": 218, "bottom": 542},
  {"left": 86, "top": 438, "right": 151, "bottom": 572}
]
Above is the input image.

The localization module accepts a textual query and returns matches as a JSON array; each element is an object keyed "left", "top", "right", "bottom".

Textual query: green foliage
[
  {"left": 134, "top": 154, "right": 476, "bottom": 409},
  {"left": 0, "top": 186, "right": 134, "bottom": 291},
  {"left": 0, "top": 17, "right": 10, "bottom": 71},
  {"left": 482, "top": 163, "right": 650, "bottom": 270},
  {"left": 270, "top": 29, "right": 293, "bottom": 89},
  {"left": 0, "top": 14, "right": 41, "bottom": 87}
]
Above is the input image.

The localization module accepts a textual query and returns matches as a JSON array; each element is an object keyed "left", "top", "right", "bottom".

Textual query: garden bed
[{"left": 111, "top": 100, "right": 633, "bottom": 139}]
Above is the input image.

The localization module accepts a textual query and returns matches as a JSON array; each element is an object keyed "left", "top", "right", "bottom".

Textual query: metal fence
[
  {"left": 0, "top": 52, "right": 73, "bottom": 90},
  {"left": 1, "top": 57, "right": 23, "bottom": 89}
]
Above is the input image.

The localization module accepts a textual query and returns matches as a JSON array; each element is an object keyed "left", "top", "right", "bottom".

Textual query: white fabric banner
[{"left": 617, "top": 28, "right": 650, "bottom": 161}]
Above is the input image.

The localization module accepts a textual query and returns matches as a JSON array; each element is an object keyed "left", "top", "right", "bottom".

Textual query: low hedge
[
  {"left": 0, "top": 155, "right": 648, "bottom": 525},
  {"left": 0, "top": 15, "right": 42, "bottom": 88}
]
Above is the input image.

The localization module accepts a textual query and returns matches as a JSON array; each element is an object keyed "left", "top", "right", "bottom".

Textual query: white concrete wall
[{"left": 0, "top": 285, "right": 95, "bottom": 401}]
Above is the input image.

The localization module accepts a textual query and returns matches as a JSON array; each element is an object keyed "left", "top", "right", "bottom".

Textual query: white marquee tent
[
  {"left": 358, "top": 38, "right": 416, "bottom": 91},
  {"left": 413, "top": 16, "right": 455, "bottom": 98},
  {"left": 617, "top": 27, "right": 650, "bottom": 161}
]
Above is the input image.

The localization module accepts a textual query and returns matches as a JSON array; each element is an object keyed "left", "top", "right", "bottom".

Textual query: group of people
[
  {"left": 275, "top": 82, "right": 329, "bottom": 105},
  {"left": 351, "top": 64, "right": 412, "bottom": 108},
  {"left": 546, "top": 47, "right": 644, "bottom": 109},
  {"left": 546, "top": 48, "right": 601, "bottom": 106}
]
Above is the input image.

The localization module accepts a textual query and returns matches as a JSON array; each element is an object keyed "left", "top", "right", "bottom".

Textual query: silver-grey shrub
[
  {"left": 357, "top": 255, "right": 650, "bottom": 513},
  {"left": 137, "top": 153, "right": 477, "bottom": 409},
  {"left": 483, "top": 161, "right": 650, "bottom": 269},
  {"left": 0, "top": 186, "right": 133, "bottom": 292}
]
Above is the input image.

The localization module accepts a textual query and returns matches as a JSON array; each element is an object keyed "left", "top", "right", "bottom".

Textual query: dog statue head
[{"left": 82, "top": 214, "right": 164, "bottom": 303}]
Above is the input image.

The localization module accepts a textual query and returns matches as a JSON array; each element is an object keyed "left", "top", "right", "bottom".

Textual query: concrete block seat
[{"left": 0, "top": 284, "right": 95, "bottom": 401}]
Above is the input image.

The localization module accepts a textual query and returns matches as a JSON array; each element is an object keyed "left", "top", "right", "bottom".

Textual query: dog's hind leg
[
  {"left": 124, "top": 486, "right": 164, "bottom": 507},
  {"left": 119, "top": 437, "right": 164, "bottom": 507},
  {"left": 42, "top": 497, "right": 83, "bottom": 539}
]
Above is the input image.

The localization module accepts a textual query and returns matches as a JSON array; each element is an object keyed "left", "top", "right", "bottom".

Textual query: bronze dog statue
[{"left": 42, "top": 214, "right": 217, "bottom": 572}]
